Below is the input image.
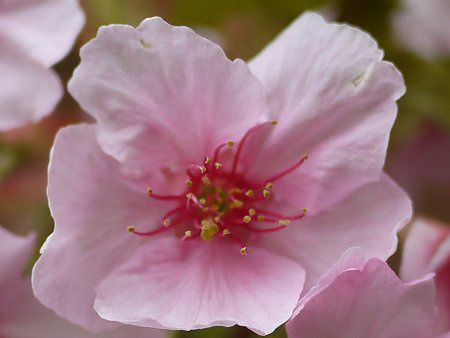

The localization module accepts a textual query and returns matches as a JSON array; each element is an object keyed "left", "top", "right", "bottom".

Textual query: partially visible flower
[
  {"left": 286, "top": 248, "right": 437, "bottom": 338},
  {"left": 401, "top": 218, "right": 450, "bottom": 335},
  {"left": 0, "top": 226, "right": 166, "bottom": 338},
  {"left": 33, "top": 13, "right": 411, "bottom": 334},
  {"left": 0, "top": 0, "right": 85, "bottom": 131},
  {"left": 393, "top": 0, "right": 450, "bottom": 58}
]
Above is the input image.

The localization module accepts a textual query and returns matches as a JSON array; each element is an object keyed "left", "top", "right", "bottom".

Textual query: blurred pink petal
[
  {"left": 401, "top": 218, "right": 450, "bottom": 334},
  {"left": 0, "top": 37, "right": 61, "bottom": 131},
  {"left": 0, "top": 0, "right": 84, "bottom": 131},
  {"left": 393, "top": 0, "right": 450, "bottom": 58},
  {"left": 34, "top": 13, "right": 410, "bottom": 334},
  {"left": 0, "top": 227, "right": 166, "bottom": 338},
  {"left": 287, "top": 253, "right": 437, "bottom": 338}
]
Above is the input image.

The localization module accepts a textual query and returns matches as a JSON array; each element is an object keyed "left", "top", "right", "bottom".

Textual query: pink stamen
[
  {"left": 148, "top": 190, "right": 185, "bottom": 201},
  {"left": 182, "top": 231, "right": 200, "bottom": 241},
  {"left": 231, "top": 121, "right": 276, "bottom": 178},
  {"left": 212, "top": 142, "right": 231, "bottom": 166},
  {"left": 130, "top": 226, "right": 170, "bottom": 237},
  {"left": 163, "top": 205, "right": 185, "bottom": 221},
  {"left": 263, "top": 155, "right": 308, "bottom": 183},
  {"left": 256, "top": 209, "right": 307, "bottom": 221}
]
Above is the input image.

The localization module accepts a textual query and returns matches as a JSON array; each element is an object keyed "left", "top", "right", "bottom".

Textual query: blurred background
[{"left": 0, "top": 1, "right": 448, "bottom": 337}]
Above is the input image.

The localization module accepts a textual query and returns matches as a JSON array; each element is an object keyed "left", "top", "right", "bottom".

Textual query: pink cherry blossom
[
  {"left": 33, "top": 13, "right": 411, "bottom": 334},
  {"left": 401, "top": 218, "right": 450, "bottom": 335},
  {"left": 0, "top": 226, "right": 166, "bottom": 338},
  {"left": 393, "top": 0, "right": 450, "bottom": 58},
  {"left": 0, "top": 0, "right": 84, "bottom": 131},
  {"left": 286, "top": 249, "right": 437, "bottom": 338}
]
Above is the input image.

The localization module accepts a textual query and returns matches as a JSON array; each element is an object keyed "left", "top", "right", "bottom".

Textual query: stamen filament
[
  {"left": 147, "top": 188, "right": 184, "bottom": 201},
  {"left": 212, "top": 141, "right": 234, "bottom": 168},
  {"left": 256, "top": 208, "right": 308, "bottom": 220},
  {"left": 263, "top": 155, "right": 308, "bottom": 183},
  {"left": 231, "top": 121, "right": 277, "bottom": 178}
]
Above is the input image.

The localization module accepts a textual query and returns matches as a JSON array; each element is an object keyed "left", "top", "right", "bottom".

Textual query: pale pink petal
[
  {"left": 68, "top": 17, "right": 266, "bottom": 175},
  {"left": 0, "top": 0, "right": 85, "bottom": 67},
  {"left": 32, "top": 124, "right": 171, "bottom": 332},
  {"left": 0, "top": 38, "right": 61, "bottom": 131},
  {"left": 248, "top": 12, "right": 404, "bottom": 212},
  {"left": 2, "top": 279, "right": 166, "bottom": 338},
  {"left": 401, "top": 218, "right": 450, "bottom": 281},
  {"left": 286, "top": 258, "right": 436, "bottom": 338},
  {"left": 294, "top": 247, "right": 370, "bottom": 315},
  {"left": 394, "top": 0, "right": 450, "bottom": 58},
  {"left": 260, "top": 174, "right": 412, "bottom": 293},
  {"left": 0, "top": 227, "right": 34, "bottom": 287},
  {"left": 401, "top": 218, "right": 450, "bottom": 333},
  {"left": 94, "top": 238, "right": 305, "bottom": 335}
]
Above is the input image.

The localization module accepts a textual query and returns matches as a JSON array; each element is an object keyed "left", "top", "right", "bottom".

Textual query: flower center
[{"left": 127, "top": 121, "right": 308, "bottom": 255}]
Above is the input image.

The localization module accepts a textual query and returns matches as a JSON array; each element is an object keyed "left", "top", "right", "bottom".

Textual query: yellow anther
[
  {"left": 263, "top": 189, "right": 271, "bottom": 198},
  {"left": 214, "top": 162, "right": 222, "bottom": 170},
  {"left": 227, "top": 141, "right": 235, "bottom": 147},
  {"left": 222, "top": 228, "right": 231, "bottom": 236},
  {"left": 270, "top": 120, "right": 278, "bottom": 125},
  {"left": 163, "top": 219, "right": 171, "bottom": 227},
  {"left": 205, "top": 157, "right": 211, "bottom": 164},
  {"left": 214, "top": 216, "right": 221, "bottom": 223},
  {"left": 201, "top": 176, "right": 211, "bottom": 185},
  {"left": 243, "top": 215, "right": 252, "bottom": 223},
  {"left": 229, "top": 188, "right": 243, "bottom": 195},
  {"left": 248, "top": 208, "right": 256, "bottom": 216},
  {"left": 127, "top": 226, "right": 136, "bottom": 232},
  {"left": 265, "top": 182, "right": 273, "bottom": 190},
  {"left": 245, "top": 189, "right": 254, "bottom": 197},
  {"left": 147, "top": 188, "right": 153, "bottom": 196},
  {"left": 184, "top": 230, "right": 192, "bottom": 237},
  {"left": 211, "top": 204, "right": 219, "bottom": 212},
  {"left": 277, "top": 219, "right": 292, "bottom": 226},
  {"left": 302, "top": 207, "right": 309, "bottom": 214},
  {"left": 257, "top": 215, "right": 266, "bottom": 222},
  {"left": 200, "top": 219, "right": 219, "bottom": 241},
  {"left": 200, "top": 166, "right": 207, "bottom": 174},
  {"left": 240, "top": 247, "right": 248, "bottom": 255},
  {"left": 230, "top": 199, "right": 244, "bottom": 209},
  {"left": 185, "top": 179, "right": 193, "bottom": 186},
  {"left": 186, "top": 193, "right": 193, "bottom": 200},
  {"left": 199, "top": 198, "right": 206, "bottom": 205}
]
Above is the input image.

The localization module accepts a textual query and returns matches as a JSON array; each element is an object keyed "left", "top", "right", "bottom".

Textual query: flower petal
[
  {"left": 260, "top": 174, "right": 412, "bottom": 292},
  {"left": 393, "top": 0, "right": 450, "bottom": 58},
  {"left": 2, "top": 279, "right": 167, "bottom": 338},
  {"left": 401, "top": 218, "right": 450, "bottom": 333},
  {"left": 68, "top": 17, "right": 266, "bottom": 175},
  {"left": 286, "top": 258, "right": 436, "bottom": 338},
  {"left": 32, "top": 124, "right": 170, "bottom": 332},
  {"left": 401, "top": 218, "right": 450, "bottom": 281},
  {"left": 0, "top": 38, "right": 61, "bottom": 131},
  {"left": 0, "top": 0, "right": 85, "bottom": 67},
  {"left": 248, "top": 12, "right": 404, "bottom": 212},
  {"left": 94, "top": 239, "right": 305, "bottom": 335},
  {"left": 0, "top": 227, "right": 34, "bottom": 288}
]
